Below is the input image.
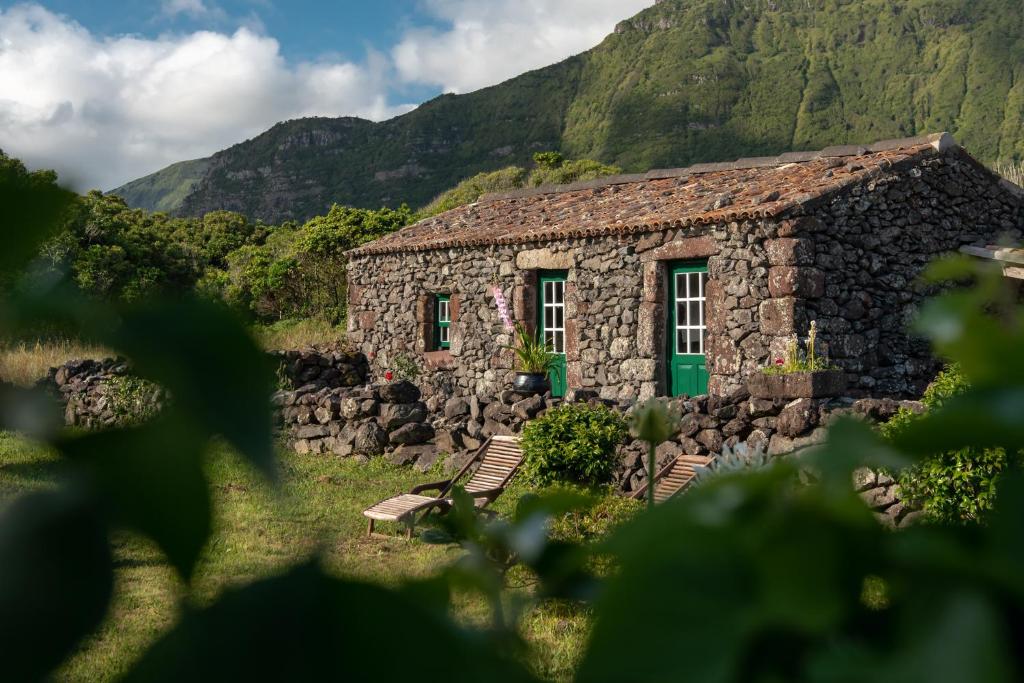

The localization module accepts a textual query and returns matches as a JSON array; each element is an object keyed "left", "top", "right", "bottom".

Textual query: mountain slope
[
  {"left": 120, "top": 0, "right": 1024, "bottom": 223},
  {"left": 112, "top": 158, "right": 209, "bottom": 214}
]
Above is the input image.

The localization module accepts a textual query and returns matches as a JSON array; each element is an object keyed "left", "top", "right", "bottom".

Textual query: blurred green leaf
[
  {"left": 59, "top": 416, "right": 210, "bottom": 580},
  {"left": 107, "top": 298, "right": 276, "bottom": 480},
  {"left": 122, "top": 562, "right": 536, "bottom": 682},
  {"left": 0, "top": 489, "right": 113, "bottom": 682},
  {"left": 0, "top": 384, "right": 64, "bottom": 441},
  {"left": 892, "top": 389, "right": 1024, "bottom": 457},
  {"left": 579, "top": 466, "right": 880, "bottom": 683}
]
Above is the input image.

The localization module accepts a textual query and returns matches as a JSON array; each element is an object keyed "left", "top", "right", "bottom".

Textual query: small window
[{"left": 434, "top": 294, "right": 451, "bottom": 350}]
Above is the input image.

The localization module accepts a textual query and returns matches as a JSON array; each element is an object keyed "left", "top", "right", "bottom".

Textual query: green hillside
[
  {"left": 118, "top": 0, "right": 1024, "bottom": 222},
  {"left": 111, "top": 157, "right": 209, "bottom": 214}
]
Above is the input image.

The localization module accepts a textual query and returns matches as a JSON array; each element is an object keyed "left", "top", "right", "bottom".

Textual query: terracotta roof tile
[{"left": 348, "top": 134, "right": 953, "bottom": 257}]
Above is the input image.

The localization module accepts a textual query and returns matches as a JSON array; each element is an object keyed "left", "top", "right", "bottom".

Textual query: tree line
[{"left": 3, "top": 149, "right": 620, "bottom": 328}]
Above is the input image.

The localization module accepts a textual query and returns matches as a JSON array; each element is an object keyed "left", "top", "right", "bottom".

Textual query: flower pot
[
  {"left": 747, "top": 370, "right": 846, "bottom": 399},
  {"left": 512, "top": 372, "right": 550, "bottom": 396}
]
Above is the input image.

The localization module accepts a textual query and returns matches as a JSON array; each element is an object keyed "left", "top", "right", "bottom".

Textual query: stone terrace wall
[{"left": 800, "top": 152, "right": 1023, "bottom": 396}]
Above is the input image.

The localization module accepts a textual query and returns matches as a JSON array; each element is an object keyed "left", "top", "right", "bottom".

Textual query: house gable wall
[{"left": 796, "top": 150, "right": 1024, "bottom": 396}]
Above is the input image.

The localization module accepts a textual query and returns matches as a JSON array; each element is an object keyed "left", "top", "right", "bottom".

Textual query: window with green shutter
[{"left": 434, "top": 294, "right": 451, "bottom": 350}]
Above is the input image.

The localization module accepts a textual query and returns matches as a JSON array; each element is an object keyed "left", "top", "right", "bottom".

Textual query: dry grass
[
  {"left": 991, "top": 160, "right": 1024, "bottom": 188},
  {"left": 0, "top": 339, "right": 111, "bottom": 387},
  {"left": 0, "top": 318, "right": 346, "bottom": 388},
  {"left": 251, "top": 318, "right": 348, "bottom": 351}
]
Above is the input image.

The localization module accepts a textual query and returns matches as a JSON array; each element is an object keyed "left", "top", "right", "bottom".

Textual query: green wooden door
[
  {"left": 668, "top": 261, "right": 709, "bottom": 397},
  {"left": 538, "top": 271, "right": 568, "bottom": 398}
]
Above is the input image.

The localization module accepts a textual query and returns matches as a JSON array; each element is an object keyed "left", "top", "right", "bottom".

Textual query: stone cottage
[{"left": 346, "top": 133, "right": 1023, "bottom": 402}]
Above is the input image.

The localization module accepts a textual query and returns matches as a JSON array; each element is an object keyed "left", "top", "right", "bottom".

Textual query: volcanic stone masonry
[
  {"left": 346, "top": 134, "right": 1024, "bottom": 403},
  {"left": 37, "top": 351, "right": 922, "bottom": 527}
]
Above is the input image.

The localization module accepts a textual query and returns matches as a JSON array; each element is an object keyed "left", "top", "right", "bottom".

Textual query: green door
[
  {"left": 668, "top": 261, "right": 709, "bottom": 397},
  {"left": 538, "top": 271, "right": 568, "bottom": 398}
]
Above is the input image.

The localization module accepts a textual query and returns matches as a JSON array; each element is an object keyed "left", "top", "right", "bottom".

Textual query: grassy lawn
[{"left": 0, "top": 432, "right": 588, "bottom": 682}]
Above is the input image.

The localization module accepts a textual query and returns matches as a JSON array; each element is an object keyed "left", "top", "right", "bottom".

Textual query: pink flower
[
  {"left": 384, "top": 370, "right": 393, "bottom": 382},
  {"left": 774, "top": 358, "right": 785, "bottom": 366}
]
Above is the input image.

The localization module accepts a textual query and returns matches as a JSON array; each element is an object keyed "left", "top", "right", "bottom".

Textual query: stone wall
[
  {"left": 38, "top": 358, "right": 167, "bottom": 428},
  {"left": 42, "top": 349, "right": 369, "bottom": 427},
  {"left": 802, "top": 152, "right": 1023, "bottom": 396},
  {"left": 271, "top": 347, "right": 369, "bottom": 391},
  {"left": 347, "top": 221, "right": 786, "bottom": 403}
]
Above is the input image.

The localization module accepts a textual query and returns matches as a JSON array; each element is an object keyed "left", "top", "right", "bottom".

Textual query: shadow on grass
[{"left": 0, "top": 459, "right": 67, "bottom": 484}]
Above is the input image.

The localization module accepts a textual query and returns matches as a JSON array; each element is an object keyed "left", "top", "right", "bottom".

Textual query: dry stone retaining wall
[{"left": 39, "top": 354, "right": 922, "bottom": 526}]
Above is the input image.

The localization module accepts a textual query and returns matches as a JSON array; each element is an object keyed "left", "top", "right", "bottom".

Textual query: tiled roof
[{"left": 348, "top": 133, "right": 955, "bottom": 256}]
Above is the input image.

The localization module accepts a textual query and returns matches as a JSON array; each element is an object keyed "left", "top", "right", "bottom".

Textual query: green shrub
[
  {"left": 520, "top": 403, "right": 627, "bottom": 486},
  {"left": 881, "top": 364, "right": 1013, "bottom": 523}
]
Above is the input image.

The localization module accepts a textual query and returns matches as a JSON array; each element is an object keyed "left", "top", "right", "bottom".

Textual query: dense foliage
[
  {"left": 520, "top": 403, "right": 628, "bottom": 486},
  {"left": 882, "top": 364, "right": 1014, "bottom": 523},
  {"left": 117, "top": 0, "right": 1024, "bottom": 222},
  {"left": 204, "top": 203, "right": 413, "bottom": 322}
]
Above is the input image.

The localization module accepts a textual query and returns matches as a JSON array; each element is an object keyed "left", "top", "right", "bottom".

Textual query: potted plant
[
  {"left": 508, "top": 324, "right": 557, "bottom": 395},
  {"left": 747, "top": 321, "right": 846, "bottom": 399}
]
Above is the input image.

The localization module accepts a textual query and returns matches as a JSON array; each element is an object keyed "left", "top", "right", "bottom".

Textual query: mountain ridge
[{"left": 113, "top": 0, "right": 1024, "bottom": 223}]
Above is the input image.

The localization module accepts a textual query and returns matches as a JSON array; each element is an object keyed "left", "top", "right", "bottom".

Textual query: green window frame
[{"left": 434, "top": 294, "right": 451, "bottom": 350}]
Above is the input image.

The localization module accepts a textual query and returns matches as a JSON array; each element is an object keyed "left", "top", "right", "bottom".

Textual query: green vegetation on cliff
[{"left": 115, "top": 0, "right": 1024, "bottom": 222}]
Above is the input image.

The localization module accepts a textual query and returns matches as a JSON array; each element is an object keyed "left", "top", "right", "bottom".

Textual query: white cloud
[
  {"left": 0, "top": 1, "right": 656, "bottom": 192},
  {"left": 0, "top": 4, "right": 407, "bottom": 190},
  {"left": 161, "top": 0, "right": 218, "bottom": 20},
  {"left": 393, "top": 0, "right": 655, "bottom": 93}
]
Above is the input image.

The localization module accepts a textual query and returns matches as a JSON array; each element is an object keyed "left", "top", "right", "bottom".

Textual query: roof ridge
[{"left": 479, "top": 132, "right": 955, "bottom": 203}]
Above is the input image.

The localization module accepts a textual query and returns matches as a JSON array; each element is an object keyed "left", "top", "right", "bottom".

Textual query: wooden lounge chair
[
  {"left": 631, "top": 454, "right": 714, "bottom": 504},
  {"left": 363, "top": 435, "right": 523, "bottom": 538}
]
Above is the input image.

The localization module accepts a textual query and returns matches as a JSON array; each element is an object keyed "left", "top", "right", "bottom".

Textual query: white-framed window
[
  {"left": 435, "top": 295, "right": 451, "bottom": 349},
  {"left": 674, "top": 271, "right": 708, "bottom": 355},
  {"left": 542, "top": 279, "right": 565, "bottom": 354}
]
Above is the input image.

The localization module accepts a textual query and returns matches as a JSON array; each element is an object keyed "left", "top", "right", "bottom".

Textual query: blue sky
[{"left": 0, "top": 0, "right": 654, "bottom": 189}]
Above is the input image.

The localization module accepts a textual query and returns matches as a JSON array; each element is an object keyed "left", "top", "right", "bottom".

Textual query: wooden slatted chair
[
  {"left": 631, "top": 454, "right": 714, "bottom": 504},
  {"left": 363, "top": 435, "right": 523, "bottom": 538}
]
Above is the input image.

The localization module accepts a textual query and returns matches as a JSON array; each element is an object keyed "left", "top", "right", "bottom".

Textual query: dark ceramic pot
[{"left": 513, "top": 372, "right": 550, "bottom": 396}]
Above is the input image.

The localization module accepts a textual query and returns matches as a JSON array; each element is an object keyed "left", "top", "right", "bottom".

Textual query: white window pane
[
  {"left": 689, "top": 330, "right": 700, "bottom": 354},
  {"left": 677, "top": 302, "right": 687, "bottom": 326},
  {"left": 555, "top": 306, "right": 563, "bottom": 329},
  {"left": 554, "top": 331, "right": 564, "bottom": 353},
  {"left": 689, "top": 301, "right": 700, "bottom": 326},
  {"left": 545, "top": 307, "right": 553, "bottom": 329},
  {"left": 440, "top": 327, "right": 449, "bottom": 343},
  {"left": 676, "top": 330, "right": 685, "bottom": 354}
]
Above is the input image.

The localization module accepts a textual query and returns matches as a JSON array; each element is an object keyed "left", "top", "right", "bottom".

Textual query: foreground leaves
[
  {"left": 0, "top": 490, "right": 113, "bottom": 682},
  {"left": 123, "top": 563, "right": 537, "bottom": 682},
  {"left": 59, "top": 416, "right": 210, "bottom": 580}
]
